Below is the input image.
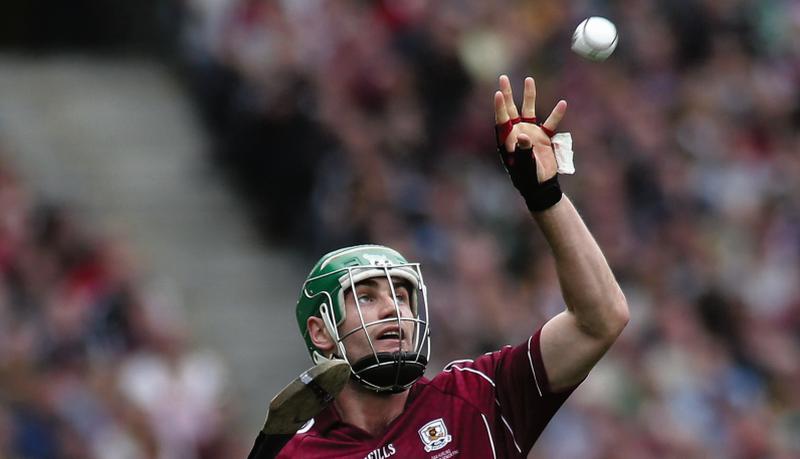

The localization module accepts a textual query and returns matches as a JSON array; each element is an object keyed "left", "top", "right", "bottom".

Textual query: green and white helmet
[{"left": 296, "top": 245, "right": 431, "bottom": 393}]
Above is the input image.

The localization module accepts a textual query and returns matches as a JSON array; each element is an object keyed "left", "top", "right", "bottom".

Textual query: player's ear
[{"left": 307, "top": 316, "right": 336, "bottom": 354}]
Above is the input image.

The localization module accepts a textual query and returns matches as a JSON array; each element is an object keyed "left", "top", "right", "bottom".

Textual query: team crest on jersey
[{"left": 418, "top": 418, "right": 452, "bottom": 452}]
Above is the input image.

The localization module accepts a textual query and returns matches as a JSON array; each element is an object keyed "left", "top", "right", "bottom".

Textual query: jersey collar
[{"left": 311, "top": 377, "right": 431, "bottom": 437}]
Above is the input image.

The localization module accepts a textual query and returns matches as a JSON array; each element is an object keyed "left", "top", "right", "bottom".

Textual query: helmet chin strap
[
  {"left": 315, "top": 351, "right": 427, "bottom": 394},
  {"left": 349, "top": 352, "right": 428, "bottom": 394}
]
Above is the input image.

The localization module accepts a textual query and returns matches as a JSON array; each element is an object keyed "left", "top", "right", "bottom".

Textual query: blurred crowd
[
  {"left": 178, "top": 0, "right": 800, "bottom": 457},
  {"left": 0, "top": 157, "right": 242, "bottom": 458}
]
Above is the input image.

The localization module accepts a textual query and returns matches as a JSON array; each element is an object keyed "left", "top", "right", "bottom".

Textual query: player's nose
[{"left": 376, "top": 292, "right": 402, "bottom": 319}]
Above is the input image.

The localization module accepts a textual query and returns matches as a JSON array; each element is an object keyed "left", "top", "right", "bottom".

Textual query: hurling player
[{"left": 251, "top": 75, "right": 629, "bottom": 458}]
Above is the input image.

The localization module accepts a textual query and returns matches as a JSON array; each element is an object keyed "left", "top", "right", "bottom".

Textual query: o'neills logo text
[{"left": 364, "top": 443, "right": 396, "bottom": 459}]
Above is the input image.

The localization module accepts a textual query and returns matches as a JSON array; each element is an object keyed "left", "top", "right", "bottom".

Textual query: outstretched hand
[{"left": 494, "top": 75, "right": 567, "bottom": 183}]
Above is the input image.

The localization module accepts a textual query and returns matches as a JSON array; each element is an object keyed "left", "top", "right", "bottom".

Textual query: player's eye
[
  {"left": 393, "top": 286, "right": 410, "bottom": 304},
  {"left": 357, "top": 293, "right": 372, "bottom": 304},
  {"left": 395, "top": 291, "right": 409, "bottom": 304}
]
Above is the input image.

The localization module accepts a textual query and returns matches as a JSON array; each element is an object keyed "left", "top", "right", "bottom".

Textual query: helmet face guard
[{"left": 297, "top": 246, "right": 431, "bottom": 393}]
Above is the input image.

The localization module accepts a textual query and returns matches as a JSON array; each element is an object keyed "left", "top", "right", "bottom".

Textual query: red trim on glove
[
  {"left": 496, "top": 116, "right": 556, "bottom": 147},
  {"left": 497, "top": 120, "right": 515, "bottom": 145},
  {"left": 522, "top": 116, "right": 556, "bottom": 137},
  {"left": 539, "top": 125, "right": 555, "bottom": 138}
]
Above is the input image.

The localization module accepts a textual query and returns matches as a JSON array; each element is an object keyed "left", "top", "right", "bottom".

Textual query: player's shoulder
[
  {"left": 286, "top": 419, "right": 317, "bottom": 438},
  {"left": 441, "top": 345, "right": 516, "bottom": 374},
  {"left": 276, "top": 419, "right": 323, "bottom": 457},
  {"left": 427, "top": 345, "right": 516, "bottom": 392}
]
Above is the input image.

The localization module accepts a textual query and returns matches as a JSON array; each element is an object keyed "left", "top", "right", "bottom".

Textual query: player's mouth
[{"left": 375, "top": 326, "right": 404, "bottom": 342}]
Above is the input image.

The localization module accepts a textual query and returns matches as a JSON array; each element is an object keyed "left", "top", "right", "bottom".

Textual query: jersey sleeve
[
  {"left": 441, "top": 327, "right": 579, "bottom": 454},
  {"left": 497, "top": 328, "right": 578, "bottom": 450}
]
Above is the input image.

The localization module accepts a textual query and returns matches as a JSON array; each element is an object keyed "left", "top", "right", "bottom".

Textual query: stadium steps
[{"left": 0, "top": 55, "right": 311, "bottom": 432}]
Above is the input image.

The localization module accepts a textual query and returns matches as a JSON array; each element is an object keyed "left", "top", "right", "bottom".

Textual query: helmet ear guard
[
  {"left": 315, "top": 301, "right": 351, "bottom": 365},
  {"left": 309, "top": 302, "right": 338, "bottom": 365}
]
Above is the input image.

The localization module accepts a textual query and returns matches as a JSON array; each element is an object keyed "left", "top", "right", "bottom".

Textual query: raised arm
[
  {"left": 534, "top": 197, "right": 628, "bottom": 392},
  {"left": 494, "top": 75, "right": 629, "bottom": 393}
]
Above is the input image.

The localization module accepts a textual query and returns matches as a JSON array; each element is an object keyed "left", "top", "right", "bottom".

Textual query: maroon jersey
[{"left": 277, "top": 328, "right": 577, "bottom": 458}]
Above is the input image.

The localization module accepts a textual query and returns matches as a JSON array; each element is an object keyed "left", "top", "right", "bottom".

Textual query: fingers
[
  {"left": 541, "top": 100, "right": 567, "bottom": 133},
  {"left": 494, "top": 91, "right": 509, "bottom": 125},
  {"left": 496, "top": 76, "right": 564, "bottom": 151},
  {"left": 498, "top": 75, "right": 519, "bottom": 120},
  {"left": 520, "top": 77, "right": 536, "bottom": 118}
]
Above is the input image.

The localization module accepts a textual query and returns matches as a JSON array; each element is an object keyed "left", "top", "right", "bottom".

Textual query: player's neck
[{"left": 333, "top": 380, "right": 410, "bottom": 437}]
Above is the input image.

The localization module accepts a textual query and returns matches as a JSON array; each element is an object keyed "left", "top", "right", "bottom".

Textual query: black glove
[{"left": 495, "top": 118, "right": 562, "bottom": 212}]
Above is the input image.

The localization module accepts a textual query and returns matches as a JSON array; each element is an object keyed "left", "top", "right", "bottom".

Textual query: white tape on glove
[{"left": 552, "top": 133, "right": 575, "bottom": 175}]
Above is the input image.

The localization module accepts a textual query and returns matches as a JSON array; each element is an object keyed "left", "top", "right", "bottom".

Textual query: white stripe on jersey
[
  {"left": 444, "top": 347, "right": 527, "bottom": 454},
  {"left": 527, "top": 335, "right": 543, "bottom": 397},
  {"left": 443, "top": 364, "right": 496, "bottom": 387},
  {"left": 296, "top": 418, "right": 315, "bottom": 434},
  {"left": 446, "top": 362, "right": 521, "bottom": 452},
  {"left": 480, "top": 414, "right": 497, "bottom": 459},
  {"left": 484, "top": 345, "right": 512, "bottom": 356},
  {"left": 494, "top": 400, "right": 523, "bottom": 454},
  {"left": 443, "top": 359, "right": 474, "bottom": 368}
]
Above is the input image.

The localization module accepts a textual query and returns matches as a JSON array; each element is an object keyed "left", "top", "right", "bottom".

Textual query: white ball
[{"left": 571, "top": 16, "right": 618, "bottom": 61}]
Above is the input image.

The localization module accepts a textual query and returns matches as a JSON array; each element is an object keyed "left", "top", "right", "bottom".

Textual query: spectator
[{"left": 0, "top": 155, "right": 240, "bottom": 459}]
